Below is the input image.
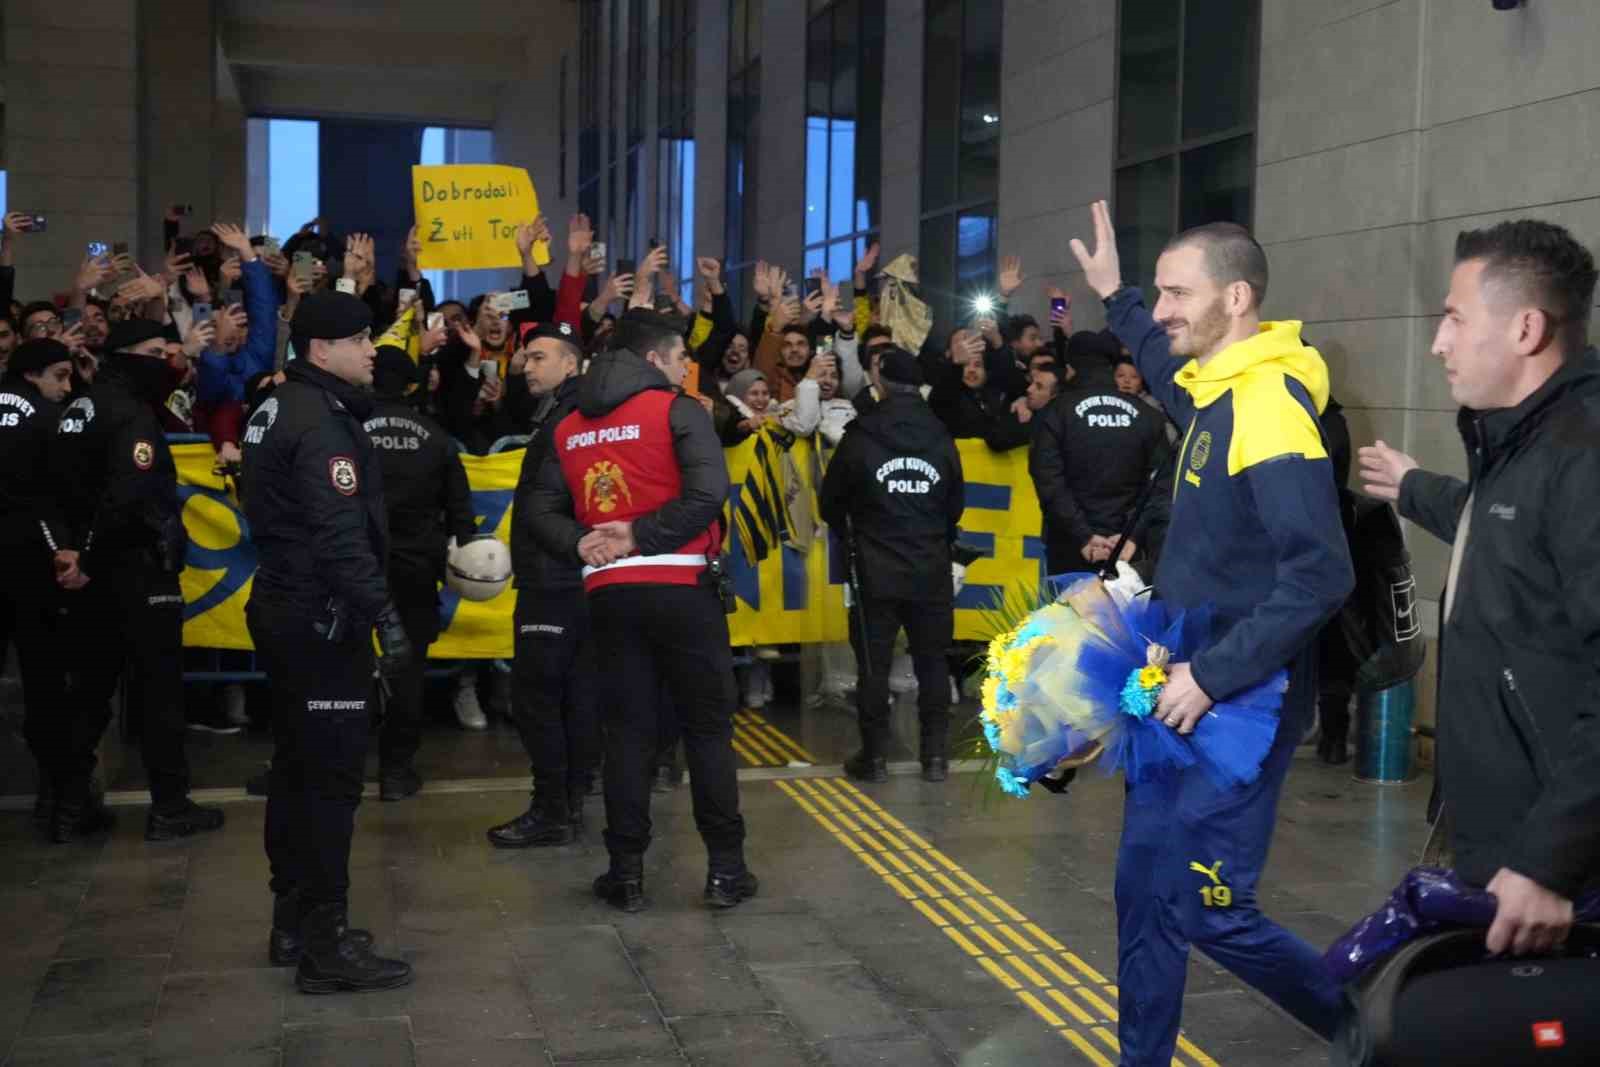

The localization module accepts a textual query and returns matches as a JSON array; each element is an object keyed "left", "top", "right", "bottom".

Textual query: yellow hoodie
[{"left": 1173, "top": 319, "right": 1330, "bottom": 476}]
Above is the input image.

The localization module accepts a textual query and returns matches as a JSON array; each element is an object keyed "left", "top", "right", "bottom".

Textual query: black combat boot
[
  {"left": 145, "top": 799, "right": 225, "bottom": 842},
  {"left": 270, "top": 891, "right": 374, "bottom": 967},
  {"left": 921, "top": 756, "right": 950, "bottom": 783},
  {"left": 486, "top": 788, "right": 574, "bottom": 848},
  {"left": 844, "top": 750, "right": 888, "bottom": 783},
  {"left": 705, "top": 854, "right": 760, "bottom": 909},
  {"left": 295, "top": 903, "right": 412, "bottom": 994},
  {"left": 50, "top": 779, "right": 116, "bottom": 844},
  {"left": 378, "top": 765, "right": 423, "bottom": 802},
  {"left": 593, "top": 852, "right": 646, "bottom": 912}
]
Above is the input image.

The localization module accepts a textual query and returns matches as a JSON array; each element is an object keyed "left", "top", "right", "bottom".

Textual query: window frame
[{"left": 1111, "top": 0, "right": 1262, "bottom": 283}]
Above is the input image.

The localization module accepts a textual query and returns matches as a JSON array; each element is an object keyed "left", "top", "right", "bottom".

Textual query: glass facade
[
  {"left": 576, "top": 0, "right": 601, "bottom": 225},
  {"left": 803, "top": 0, "right": 886, "bottom": 286},
  {"left": 919, "top": 0, "right": 1002, "bottom": 335},
  {"left": 1115, "top": 0, "right": 1260, "bottom": 298}
]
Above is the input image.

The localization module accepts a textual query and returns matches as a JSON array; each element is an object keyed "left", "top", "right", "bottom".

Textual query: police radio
[{"left": 707, "top": 555, "right": 736, "bottom": 615}]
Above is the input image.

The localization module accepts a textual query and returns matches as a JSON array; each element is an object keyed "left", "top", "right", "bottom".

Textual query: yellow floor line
[
  {"left": 1046, "top": 986, "right": 1097, "bottom": 1026},
  {"left": 730, "top": 738, "right": 763, "bottom": 765},
  {"left": 1178, "top": 1034, "right": 1222, "bottom": 1067},
  {"left": 1063, "top": 1028, "right": 1115, "bottom": 1067},
  {"left": 767, "top": 779, "right": 1227, "bottom": 1067},
  {"left": 733, "top": 727, "right": 784, "bottom": 765}
]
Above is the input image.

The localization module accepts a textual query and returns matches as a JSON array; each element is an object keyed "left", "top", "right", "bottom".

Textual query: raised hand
[
  {"left": 186, "top": 265, "right": 213, "bottom": 302},
  {"left": 1047, "top": 286, "right": 1073, "bottom": 332},
  {"left": 697, "top": 256, "right": 724, "bottom": 295},
  {"left": 401, "top": 225, "right": 423, "bottom": 276},
  {"left": 854, "top": 242, "right": 880, "bottom": 288},
  {"left": 1068, "top": 200, "right": 1125, "bottom": 300},
  {"left": 76, "top": 254, "right": 113, "bottom": 295},
  {"left": 261, "top": 251, "right": 290, "bottom": 277},
  {"left": 599, "top": 272, "right": 635, "bottom": 307},
  {"left": 1357, "top": 440, "right": 1419, "bottom": 502},
  {"left": 165, "top": 247, "right": 193, "bottom": 280},
  {"left": 456, "top": 319, "right": 483, "bottom": 355},
  {"left": 183, "top": 318, "right": 217, "bottom": 357},
  {"left": 344, "top": 233, "right": 376, "bottom": 286},
  {"left": 639, "top": 244, "right": 669, "bottom": 282},
  {"left": 567, "top": 213, "right": 594, "bottom": 257},
  {"left": 998, "top": 255, "right": 1024, "bottom": 298},
  {"left": 4, "top": 211, "right": 35, "bottom": 235},
  {"left": 752, "top": 260, "right": 775, "bottom": 303},
  {"left": 219, "top": 257, "right": 243, "bottom": 288},
  {"left": 210, "top": 222, "right": 256, "bottom": 260},
  {"left": 120, "top": 269, "right": 166, "bottom": 305}
]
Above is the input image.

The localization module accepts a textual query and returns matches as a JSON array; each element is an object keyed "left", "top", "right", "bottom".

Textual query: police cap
[
  {"left": 519, "top": 319, "right": 580, "bottom": 347},
  {"left": 876, "top": 346, "right": 923, "bottom": 388},
  {"left": 290, "top": 290, "right": 372, "bottom": 341}
]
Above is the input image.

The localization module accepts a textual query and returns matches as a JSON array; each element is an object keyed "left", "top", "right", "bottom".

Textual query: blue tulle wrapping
[{"left": 978, "top": 578, "right": 1286, "bottom": 795}]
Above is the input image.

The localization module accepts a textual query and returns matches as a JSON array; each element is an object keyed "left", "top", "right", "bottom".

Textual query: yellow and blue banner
[{"left": 174, "top": 437, "right": 1047, "bottom": 658}]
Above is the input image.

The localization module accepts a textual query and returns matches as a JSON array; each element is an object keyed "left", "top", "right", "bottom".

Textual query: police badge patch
[
  {"left": 329, "top": 456, "right": 359, "bottom": 496},
  {"left": 583, "top": 459, "right": 633, "bottom": 515},
  {"left": 132, "top": 440, "right": 155, "bottom": 470}
]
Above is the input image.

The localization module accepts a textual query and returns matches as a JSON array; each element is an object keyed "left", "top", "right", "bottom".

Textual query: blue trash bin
[{"left": 1355, "top": 679, "right": 1416, "bottom": 784}]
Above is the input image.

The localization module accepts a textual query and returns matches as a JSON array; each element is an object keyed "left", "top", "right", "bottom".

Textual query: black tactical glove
[{"left": 374, "top": 602, "right": 413, "bottom": 681}]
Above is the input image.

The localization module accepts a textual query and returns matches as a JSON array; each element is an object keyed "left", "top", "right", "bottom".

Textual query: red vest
[{"left": 556, "top": 389, "right": 719, "bottom": 592}]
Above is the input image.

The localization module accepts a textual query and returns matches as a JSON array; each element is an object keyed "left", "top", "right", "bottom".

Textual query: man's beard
[{"left": 1168, "top": 296, "right": 1229, "bottom": 358}]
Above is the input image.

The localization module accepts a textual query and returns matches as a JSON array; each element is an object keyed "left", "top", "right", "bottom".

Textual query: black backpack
[{"left": 1336, "top": 492, "right": 1427, "bottom": 691}]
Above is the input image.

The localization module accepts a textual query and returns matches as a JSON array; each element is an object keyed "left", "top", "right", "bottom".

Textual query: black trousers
[
  {"left": 1, "top": 554, "right": 71, "bottom": 783},
  {"left": 379, "top": 566, "right": 441, "bottom": 772},
  {"left": 65, "top": 562, "right": 189, "bottom": 808},
  {"left": 850, "top": 596, "right": 954, "bottom": 759},
  {"left": 590, "top": 583, "right": 744, "bottom": 861},
  {"left": 511, "top": 586, "right": 601, "bottom": 797},
  {"left": 248, "top": 604, "right": 373, "bottom": 909}
]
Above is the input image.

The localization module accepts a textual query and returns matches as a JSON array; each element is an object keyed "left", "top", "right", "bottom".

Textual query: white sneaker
[
  {"left": 453, "top": 678, "right": 488, "bottom": 730},
  {"left": 888, "top": 652, "right": 918, "bottom": 695},
  {"left": 949, "top": 677, "right": 962, "bottom": 705},
  {"left": 760, "top": 666, "right": 776, "bottom": 706},
  {"left": 742, "top": 662, "right": 770, "bottom": 709},
  {"left": 223, "top": 684, "right": 249, "bottom": 726}
]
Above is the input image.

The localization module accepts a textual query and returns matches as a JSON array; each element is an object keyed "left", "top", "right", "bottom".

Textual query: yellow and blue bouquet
[{"left": 979, "top": 577, "right": 1286, "bottom": 797}]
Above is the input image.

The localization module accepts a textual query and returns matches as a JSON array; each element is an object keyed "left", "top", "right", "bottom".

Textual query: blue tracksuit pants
[{"left": 1114, "top": 658, "right": 1344, "bottom": 1065}]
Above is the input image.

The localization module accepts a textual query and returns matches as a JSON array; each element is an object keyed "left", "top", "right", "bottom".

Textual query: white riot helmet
[{"left": 446, "top": 535, "right": 512, "bottom": 602}]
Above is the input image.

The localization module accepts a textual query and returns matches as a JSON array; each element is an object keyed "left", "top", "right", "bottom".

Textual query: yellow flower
[
  {"left": 1138, "top": 663, "right": 1168, "bottom": 689},
  {"left": 980, "top": 676, "right": 1001, "bottom": 715}
]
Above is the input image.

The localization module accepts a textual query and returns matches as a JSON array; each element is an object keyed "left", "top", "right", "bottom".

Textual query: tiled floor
[{"left": 0, "top": 663, "right": 1431, "bottom": 1065}]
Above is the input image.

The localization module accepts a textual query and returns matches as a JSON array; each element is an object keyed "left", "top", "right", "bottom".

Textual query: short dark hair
[
  {"left": 1164, "top": 221, "right": 1269, "bottom": 308},
  {"left": 21, "top": 300, "right": 59, "bottom": 325},
  {"left": 1006, "top": 314, "right": 1039, "bottom": 341},
  {"left": 779, "top": 323, "right": 810, "bottom": 343},
  {"left": 861, "top": 324, "right": 894, "bottom": 348},
  {"left": 614, "top": 308, "right": 683, "bottom": 360},
  {"left": 1455, "top": 219, "right": 1598, "bottom": 351},
  {"left": 85, "top": 296, "right": 110, "bottom": 314}
]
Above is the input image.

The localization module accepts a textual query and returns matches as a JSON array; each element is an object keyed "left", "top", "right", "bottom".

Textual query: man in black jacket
[
  {"left": 819, "top": 347, "right": 966, "bottom": 782},
  {"left": 1029, "top": 331, "right": 1171, "bottom": 577},
  {"left": 529, "top": 309, "right": 753, "bottom": 913},
  {"left": 0, "top": 341, "right": 88, "bottom": 834},
  {"left": 53, "top": 320, "right": 225, "bottom": 844},
  {"left": 363, "top": 345, "right": 476, "bottom": 801},
  {"left": 1361, "top": 219, "right": 1600, "bottom": 956},
  {"left": 488, "top": 320, "right": 602, "bottom": 848},
  {"left": 242, "top": 291, "right": 413, "bottom": 992}
]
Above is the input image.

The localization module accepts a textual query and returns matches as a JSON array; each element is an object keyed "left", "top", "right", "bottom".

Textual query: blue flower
[
  {"left": 995, "top": 767, "right": 1031, "bottom": 798},
  {"left": 1120, "top": 669, "right": 1159, "bottom": 719}
]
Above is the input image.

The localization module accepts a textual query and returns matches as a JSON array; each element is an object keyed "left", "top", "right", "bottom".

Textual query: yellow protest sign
[{"left": 412, "top": 164, "right": 551, "bottom": 271}]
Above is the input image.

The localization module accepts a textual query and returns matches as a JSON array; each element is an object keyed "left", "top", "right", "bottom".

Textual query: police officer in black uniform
[
  {"left": 363, "top": 345, "right": 476, "bottom": 801},
  {"left": 1029, "top": 331, "right": 1171, "bottom": 577},
  {"left": 53, "top": 320, "right": 225, "bottom": 841},
  {"left": 241, "top": 291, "right": 412, "bottom": 993},
  {"left": 489, "top": 320, "right": 602, "bottom": 848},
  {"left": 819, "top": 347, "right": 966, "bottom": 783},
  {"left": 0, "top": 340, "right": 97, "bottom": 837},
  {"left": 529, "top": 309, "right": 754, "bottom": 913}
]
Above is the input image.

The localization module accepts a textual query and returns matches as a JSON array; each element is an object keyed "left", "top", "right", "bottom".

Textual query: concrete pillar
[
  {"left": 4, "top": 0, "right": 141, "bottom": 299},
  {"left": 755, "top": 0, "right": 804, "bottom": 274},
  {"left": 877, "top": 0, "right": 924, "bottom": 262},
  {"left": 693, "top": 0, "right": 728, "bottom": 266},
  {"left": 138, "top": 0, "right": 218, "bottom": 264},
  {"left": 493, "top": 5, "right": 576, "bottom": 253}
]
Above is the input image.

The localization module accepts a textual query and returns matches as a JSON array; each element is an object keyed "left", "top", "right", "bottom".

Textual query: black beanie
[{"left": 4, "top": 338, "right": 73, "bottom": 379}]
